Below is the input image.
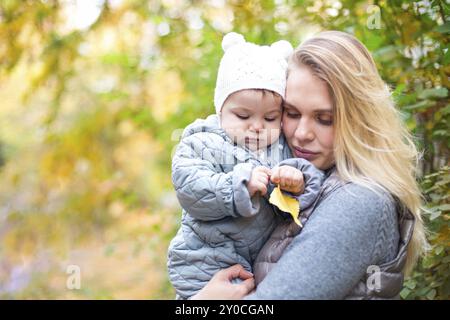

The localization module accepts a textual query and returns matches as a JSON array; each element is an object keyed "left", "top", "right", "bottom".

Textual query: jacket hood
[{"left": 181, "top": 114, "right": 227, "bottom": 140}]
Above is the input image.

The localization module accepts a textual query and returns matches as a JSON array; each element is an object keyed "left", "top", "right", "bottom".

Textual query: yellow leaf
[{"left": 269, "top": 185, "right": 302, "bottom": 227}]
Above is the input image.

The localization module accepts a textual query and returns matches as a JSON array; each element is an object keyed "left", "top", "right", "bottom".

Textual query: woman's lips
[{"left": 293, "top": 147, "right": 319, "bottom": 161}]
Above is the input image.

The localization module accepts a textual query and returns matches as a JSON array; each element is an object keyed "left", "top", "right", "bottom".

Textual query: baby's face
[{"left": 220, "top": 90, "right": 282, "bottom": 151}]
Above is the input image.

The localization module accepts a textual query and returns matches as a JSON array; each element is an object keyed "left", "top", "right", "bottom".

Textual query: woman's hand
[
  {"left": 271, "top": 166, "right": 305, "bottom": 195},
  {"left": 190, "top": 264, "right": 255, "bottom": 300}
]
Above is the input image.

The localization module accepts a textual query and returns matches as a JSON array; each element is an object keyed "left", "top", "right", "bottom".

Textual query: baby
[{"left": 167, "top": 33, "right": 324, "bottom": 299}]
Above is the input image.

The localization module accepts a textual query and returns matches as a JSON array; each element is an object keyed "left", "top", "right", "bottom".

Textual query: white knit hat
[{"left": 214, "top": 32, "right": 294, "bottom": 115}]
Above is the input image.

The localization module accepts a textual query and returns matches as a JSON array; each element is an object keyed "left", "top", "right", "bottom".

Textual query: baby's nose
[{"left": 250, "top": 121, "right": 264, "bottom": 132}]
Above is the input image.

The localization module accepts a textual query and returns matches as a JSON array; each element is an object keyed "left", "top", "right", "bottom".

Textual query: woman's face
[{"left": 282, "top": 64, "right": 335, "bottom": 170}]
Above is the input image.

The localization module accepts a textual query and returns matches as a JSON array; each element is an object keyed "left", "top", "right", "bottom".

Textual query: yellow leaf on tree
[{"left": 269, "top": 185, "right": 302, "bottom": 227}]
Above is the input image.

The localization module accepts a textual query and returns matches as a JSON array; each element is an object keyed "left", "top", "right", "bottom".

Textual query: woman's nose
[{"left": 295, "top": 119, "right": 314, "bottom": 141}]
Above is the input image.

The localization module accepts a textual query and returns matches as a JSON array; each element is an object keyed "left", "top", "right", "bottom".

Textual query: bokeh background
[{"left": 0, "top": 0, "right": 448, "bottom": 299}]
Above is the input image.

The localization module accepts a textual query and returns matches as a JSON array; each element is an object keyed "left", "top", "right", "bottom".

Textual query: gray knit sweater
[{"left": 245, "top": 182, "right": 400, "bottom": 300}]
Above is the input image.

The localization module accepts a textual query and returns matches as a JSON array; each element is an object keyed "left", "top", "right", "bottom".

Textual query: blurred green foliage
[
  {"left": 401, "top": 166, "right": 449, "bottom": 300},
  {"left": 0, "top": 0, "right": 448, "bottom": 299}
]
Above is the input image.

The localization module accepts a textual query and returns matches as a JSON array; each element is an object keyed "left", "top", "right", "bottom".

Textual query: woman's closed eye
[
  {"left": 285, "top": 110, "right": 300, "bottom": 119},
  {"left": 317, "top": 114, "right": 333, "bottom": 126}
]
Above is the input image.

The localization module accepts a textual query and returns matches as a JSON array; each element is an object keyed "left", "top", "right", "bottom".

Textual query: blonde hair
[{"left": 289, "top": 31, "right": 427, "bottom": 275}]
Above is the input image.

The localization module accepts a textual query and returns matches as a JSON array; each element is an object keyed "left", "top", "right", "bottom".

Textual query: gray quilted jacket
[{"left": 167, "top": 114, "right": 324, "bottom": 299}]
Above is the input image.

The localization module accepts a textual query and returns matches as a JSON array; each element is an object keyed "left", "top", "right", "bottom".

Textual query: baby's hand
[
  {"left": 270, "top": 166, "right": 305, "bottom": 195},
  {"left": 246, "top": 166, "right": 271, "bottom": 197}
]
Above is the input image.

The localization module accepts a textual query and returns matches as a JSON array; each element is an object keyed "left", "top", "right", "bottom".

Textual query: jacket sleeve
[
  {"left": 172, "top": 133, "right": 261, "bottom": 221},
  {"left": 266, "top": 158, "right": 324, "bottom": 212}
]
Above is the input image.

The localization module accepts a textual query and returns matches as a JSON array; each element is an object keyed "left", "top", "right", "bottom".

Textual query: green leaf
[
  {"left": 417, "top": 88, "right": 448, "bottom": 100},
  {"left": 430, "top": 210, "right": 442, "bottom": 220},
  {"left": 434, "top": 245, "right": 444, "bottom": 255},
  {"left": 404, "top": 100, "right": 436, "bottom": 110},
  {"left": 417, "top": 287, "right": 431, "bottom": 296},
  {"left": 432, "top": 130, "right": 449, "bottom": 137},
  {"left": 365, "top": 33, "right": 384, "bottom": 51},
  {"left": 443, "top": 255, "right": 450, "bottom": 264},
  {"left": 422, "top": 257, "right": 437, "bottom": 268},
  {"left": 392, "top": 83, "right": 406, "bottom": 100},
  {"left": 404, "top": 280, "right": 417, "bottom": 290},
  {"left": 373, "top": 45, "right": 400, "bottom": 61},
  {"left": 441, "top": 104, "right": 450, "bottom": 115},
  {"left": 429, "top": 280, "right": 444, "bottom": 288},
  {"left": 443, "top": 49, "right": 450, "bottom": 65},
  {"left": 428, "top": 232, "right": 439, "bottom": 241},
  {"left": 400, "top": 287, "right": 411, "bottom": 299},
  {"left": 425, "top": 185, "right": 443, "bottom": 195},
  {"left": 436, "top": 204, "right": 450, "bottom": 212},
  {"left": 426, "top": 289, "right": 437, "bottom": 300},
  {"left": 396, "top": 92, "right": 417, "bottom": 107},
  {"left": 435, "top": 22, "right": 450, "bottom": 34}
]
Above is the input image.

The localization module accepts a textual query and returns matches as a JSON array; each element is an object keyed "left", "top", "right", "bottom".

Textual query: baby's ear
[
  {"left": 222, "top": 32, "right": 246, "bottom": 52},
  {"left": 271, "top": 40, "right": 294, "bottom": 61}
]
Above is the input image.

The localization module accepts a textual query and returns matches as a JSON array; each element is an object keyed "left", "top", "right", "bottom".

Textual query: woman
[{"left": 191, "top": 31, "right": 427, "bottom": 299}]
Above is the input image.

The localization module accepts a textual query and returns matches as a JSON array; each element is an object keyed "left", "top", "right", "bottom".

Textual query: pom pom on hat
[
  {"left": 271, "top": 40, "right": 294, "bottom": 61},
  {"left": 222, "top": 32, "right": 246, "bottom": 52}
]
